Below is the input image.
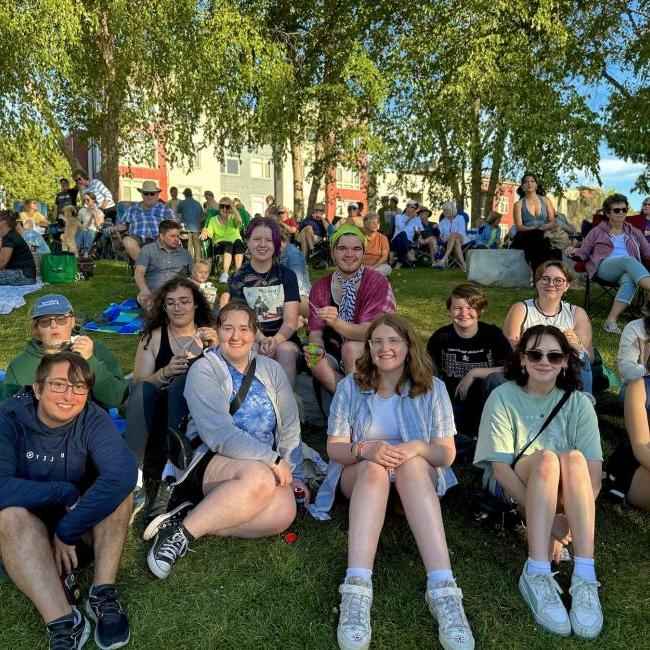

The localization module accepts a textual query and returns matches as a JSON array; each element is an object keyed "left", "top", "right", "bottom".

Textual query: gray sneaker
[
  {"left": 518, "top": 568, "right": 571, "bottom": 636},
  {"left": 337, "top": 576, "right": 373, "bottom": 650},
  {"left": 425, "top": 581, "right": 475, "bottom": 650},
  {"left": 569, "top": 575, "right": 603, "bottom": 639}
]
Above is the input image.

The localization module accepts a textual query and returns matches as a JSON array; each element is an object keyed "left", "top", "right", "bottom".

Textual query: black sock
[{"left": 181, "top": 524, "right": 195, "bottom": 542}]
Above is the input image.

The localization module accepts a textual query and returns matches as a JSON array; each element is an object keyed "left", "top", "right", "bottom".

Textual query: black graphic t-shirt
[
  {"left": 228, "top": 262, "right": 300, "bottom": 336},
  {"left": 426, "top": 322, "right": 512, "bottom": 399}
]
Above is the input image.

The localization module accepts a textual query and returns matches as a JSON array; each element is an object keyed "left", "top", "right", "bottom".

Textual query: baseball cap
[
  {"left": 347, "top": 201, "right": 359, "bottom": 209},
  {"left": 30, "top": 294, "right": 73, "bottom": 318},
  {"left": 406, "top": 199, "right": 419, "bottom": 207}
]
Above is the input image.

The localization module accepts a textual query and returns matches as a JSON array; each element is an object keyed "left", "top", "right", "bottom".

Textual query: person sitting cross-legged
[
  {"left": 310, "top": 314, "right": 474, "bottom": 650},
  {"left": 145, "top": 301, "right": 307, "bottom": 579},
  {"left": 0, "top": 352, "right": 137, "bottom": 650},
  {"left": 307, "top": 226, "right": 396, "bottom": 394},
  {"left": 474, "top": 325, "right": 603, "bottom": 639}
]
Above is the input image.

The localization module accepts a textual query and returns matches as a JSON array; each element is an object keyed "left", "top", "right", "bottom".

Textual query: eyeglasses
[
  {"left": 643, "top": 203, "right": 650, "bottom": 207},
  {"left": 219, "top": 203, "right": 230, "bottom": 209},
  {"left": 538, "top": 276, "right": 567, "bottom": 287},
  {"left": 277, "top": 211, "right": 287, "bottom": 215},
  {"left": 36, "top": 315, "right": 71, "bottom": 328},
  {"left": 164, "top": 299, "right": 193, "bottom": 310},
  {"left": 45, "top": 380, "right": 89, "bottom": 395},
  {"left": 523, "top": 350, "right": 566, "bottom": 365},
  {"left": 609, "top": 207, "right": 627, "bottom": 214},
  {"left": 143, "top": 191, "right": 158, "bottom": 197},
  {"left": 368, "top": 337, "right": 405, "bottom": 349}
]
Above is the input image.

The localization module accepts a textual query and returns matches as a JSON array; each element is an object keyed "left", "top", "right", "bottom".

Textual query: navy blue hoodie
[{"left": 0, "top": 392, "right": 137, "bottom": 545}]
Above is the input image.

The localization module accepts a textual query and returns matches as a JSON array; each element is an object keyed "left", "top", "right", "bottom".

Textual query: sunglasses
[
  {"left": 143, "top": 191, "right": 158, "bottom": 197},
  {"left": 643, "top": 203, "right": 650, "bottom": 207},
  {"left": 523, "top": 350, "right": 566, "bottom": 365},
  {"left": 36, "top": 315, "right": 71, "bottom": 328},
  {"left": 277, "top": 211, "right": 287, "bottom": 215},
  {"left": 219, "top": 203, "right": 230, "bottom": 209},
  {"left": 609, "top": 207, "right": 627, "bottom": 214}
]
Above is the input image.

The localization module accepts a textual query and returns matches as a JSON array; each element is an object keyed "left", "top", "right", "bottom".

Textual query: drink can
[
  {"left": 293, "top": 486, "right": 306, "bottom": 515},
  {"left": 306, "top": 342, "right": 320, "bottom": 369}
]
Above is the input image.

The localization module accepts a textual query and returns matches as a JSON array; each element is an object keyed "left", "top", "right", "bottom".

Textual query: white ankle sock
[
  {"left": 346, "top": 567, "right": 372, "bottom": 582},
  {"left": 573, "top": 556, "right": 596, "bottom": 582},
  {"left": 526, "top": 558, "right": 552, "bottom": 576},
  {"left": 136, "top": 468, "right": 144, "bottom": 489},
  {"left": 426, "top": 569, "right": 454, "bottom": 586}
]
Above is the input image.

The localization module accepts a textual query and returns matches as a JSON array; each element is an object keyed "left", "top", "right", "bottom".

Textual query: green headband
[{"left": 330, "top": 225, "right": 367, "bottom": 248}]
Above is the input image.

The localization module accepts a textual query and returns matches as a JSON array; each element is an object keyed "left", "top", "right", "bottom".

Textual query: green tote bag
[{"left": 40, "top": 253, "right": 77, "bottom": 284}]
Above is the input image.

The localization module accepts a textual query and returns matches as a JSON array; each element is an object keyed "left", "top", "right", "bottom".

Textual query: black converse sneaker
[
  {"left": 85, "top": 584, "right": 130, "bottom": 649},
  {"left": 147, "top": 519, "right": 193, "bottom": 579},
  {"left": 46, "top": 607, "right": 91, "bottom": 650}
]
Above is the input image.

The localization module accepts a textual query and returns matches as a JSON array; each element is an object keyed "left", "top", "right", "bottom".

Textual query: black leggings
[{"left": 511, "top": 230, "right": 561, "bottom": 276}]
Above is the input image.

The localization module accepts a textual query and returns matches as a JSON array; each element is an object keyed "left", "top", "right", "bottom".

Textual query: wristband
[
  {"left": 274, "top": 455, "right": 282, "bottom": 465},
  {"left": 356, "top": 441, "right": 366, "bottom": 461},
  {"left": 350, "top": 443, "right": 358, "bottom": 460},
  {"left": 157, "top": 368, "right": 170, "bottom": 385}
]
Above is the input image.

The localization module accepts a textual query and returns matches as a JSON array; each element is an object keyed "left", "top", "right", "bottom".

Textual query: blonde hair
[{"left": 193, "top": 259, "right": 211, "bottom": 274}]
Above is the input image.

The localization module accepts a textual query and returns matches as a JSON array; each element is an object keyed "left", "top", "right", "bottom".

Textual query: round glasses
[
  {"left": 538, "top": 276, "right": 567, "bottom": 287},
  {"left": 164, "top": 299, "right": 193, "bottom": 310}
]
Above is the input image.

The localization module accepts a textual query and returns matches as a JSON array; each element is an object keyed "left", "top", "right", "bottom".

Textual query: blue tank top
[{"left": 521, "top": 196, "right": 547, "bottom": 228}]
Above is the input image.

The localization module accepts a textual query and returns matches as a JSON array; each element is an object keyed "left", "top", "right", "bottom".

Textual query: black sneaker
[
  {"left": 144, "top": 478, "right": 175, "bottom": 525},
  {"left": 147, "top": 519, "right": 192, "bottom": 579},
  {"left": 85, "top": 585, "right": 130, "bottom": 649},
  {"left": 142, "top": 500, "right": 193, "bottom": 542},
  {"left": 46, "top": 607, "right": 91, "bottom": 650}
]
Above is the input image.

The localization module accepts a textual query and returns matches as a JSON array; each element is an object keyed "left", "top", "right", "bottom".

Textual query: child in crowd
[{"left": 192, "top": 259, "right": 218, "bottom": 307}]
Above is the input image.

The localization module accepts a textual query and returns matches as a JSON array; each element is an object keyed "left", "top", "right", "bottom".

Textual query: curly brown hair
[
  {"left": 354, "top": 314, "right": 434, "bottom": 397},
  {"left": 141, "top": 277, "right": 213, "bottom": 350}
]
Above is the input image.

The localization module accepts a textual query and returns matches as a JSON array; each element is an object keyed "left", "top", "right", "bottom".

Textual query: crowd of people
[{"left": 1, "top": 176, "right": 650, "bottom": 650}]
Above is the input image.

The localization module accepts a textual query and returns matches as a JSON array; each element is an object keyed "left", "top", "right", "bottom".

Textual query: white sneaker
[
  {"left": 569, "top": 575, "right": 603, "bottom": 639},
  {"left": 425, "top": 581, "right": 475, "bottom": 650},
  {"left": 518, "top": 568, "right": 571, "bottom": 636},
  {"left": 218, "top": 272, "right": 229, "bottom": 284},
  {"left": 337, "top": 576, "right": 373, "bottom": 650}
]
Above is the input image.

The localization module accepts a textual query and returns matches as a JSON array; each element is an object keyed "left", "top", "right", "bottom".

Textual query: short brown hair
[
  {"left": 159, "top": 219, "right": 181, "bottom": 235},
  {"left": 602, "top": 193, "right": 628, "bottom": 215},
  {"left": 445, "top": 283, "right": 488, "bottom": 316},
  {"left": 0, "top": 210, "right": 17, "bottom": 229},
  {"left": 534, "top": 260, "right": 574, "bottom": 285},
  {"left": 217, "top": 300, "right": 259, "bottom": 332},
  {"left": 34, "top": 351, "right": 95, "bottom": 391},
  {"left": 354, "top": 314, "right": 433, "bottom": 397}
]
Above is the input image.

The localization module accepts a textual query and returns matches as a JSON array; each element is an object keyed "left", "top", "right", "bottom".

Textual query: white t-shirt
[
  {"left": 439, "top": 214, "right": 468, "bottom": 244},
  {"left": 367, "top": 393, "right": 401, "bottom": 444},
  {"left": 392, "top": 213, "right": 422, "bottom": 242}
]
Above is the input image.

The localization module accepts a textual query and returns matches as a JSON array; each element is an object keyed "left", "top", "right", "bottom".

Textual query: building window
[
  {"left": 497, "top": 196, "right": 509, "bottom": 214},
  {"left": 194, "top": 148, "right": 202, "bottom": 170},
  {"left": 220, "top": 156, "right": 240, "bottom": 176},
  {"left": 250, "top": 156, "right": 272, "bottom": 180},
  {"left": 250, "top": 195, "right": 266, "bottom": 216},
  {"left": 335, "top": 166, "right": 361, "bottom": 190}
]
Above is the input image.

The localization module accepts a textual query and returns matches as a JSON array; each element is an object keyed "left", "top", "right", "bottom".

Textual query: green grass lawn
[{"left": 1, "top": 260, "right": 649, "bottom": 649}]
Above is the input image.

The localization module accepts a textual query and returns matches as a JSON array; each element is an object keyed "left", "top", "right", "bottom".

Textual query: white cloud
[{"left": 598, "top": 157, "right": 645, "bottom": 179}]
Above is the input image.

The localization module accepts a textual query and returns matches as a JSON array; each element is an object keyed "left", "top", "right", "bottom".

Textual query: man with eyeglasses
[
  {"left": 0, "top": 352, "right": 137, "bottom": 650},
  {"left": 1, "top": 294, "right": 128, "bottom": 409},
  {"left": 72, "top": 169, "right": 116, "bottom": 224},
  {"left": 307, "top": 226, "right": 396, "bottom": 393},
  {"left": 297, "top": 203, "right": 332, "bottom": 258},
  {"left": 134, "top": 219, "right": 193, "bottom": 308},
  {"left": 108, "top": 180, "right": 176, "bottom": 263}
]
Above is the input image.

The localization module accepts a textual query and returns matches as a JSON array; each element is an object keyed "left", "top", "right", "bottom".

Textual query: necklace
[
  {"left": 169, "top": 325, "right": 199, "bottom": 354},
  {"left": 254, "top": 262, "right": 274, "bottom": 286},
  {"left": 533, "top": 298, "right": 560, "bottom": 319}
]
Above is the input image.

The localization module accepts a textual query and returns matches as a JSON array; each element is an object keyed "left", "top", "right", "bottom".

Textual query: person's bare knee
[
  {"left": 531, "top": 449, "right": 561, "bottom": 482},
  {"left": 559, "top": 450, "right": 589, "bottom": 479},
  {"left": 394, "top": 456, "right": 432, "bottom": 485},
  {"left": 238, "top": 463, "right": 277, "bottom": 504},
  {"left": 356, "top": 460, "right": 391, "bottom": 487}
]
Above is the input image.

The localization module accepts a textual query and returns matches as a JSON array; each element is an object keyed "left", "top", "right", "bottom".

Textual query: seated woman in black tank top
[{"left": 124, "top": 278, "right": 218, "bottom": 524}]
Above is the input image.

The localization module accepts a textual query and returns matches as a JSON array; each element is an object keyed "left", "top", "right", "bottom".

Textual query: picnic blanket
[
  {"left": 0, "top": 281, "right": 44, "bottom": 315},
  {"left": 84, "top": 299, "right": 144, "bottom": 334}
]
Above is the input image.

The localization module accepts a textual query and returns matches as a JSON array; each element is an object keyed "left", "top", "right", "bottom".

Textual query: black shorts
[
  {"left": 605, "top": 442, "right": 640, "bottom": 499},
  {"left": 126, "top": 234, "right": 156, "bottom": 248},
  {"left": 214, "top": 240, "right": 245, "bottom": 256}
]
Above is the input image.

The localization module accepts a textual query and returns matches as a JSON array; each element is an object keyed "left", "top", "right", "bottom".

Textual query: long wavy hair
[
  {"left": 354, "top": 314, "right": 434, "bottom": 397},
  {"left": 141, "top": 277, "right": 213, "bottom": 349},
  {"left": 505, "top": 324, "right": 581, "bottom": 391},
  {"left": 516, "top": 171, "right": 546, "bottom": 198}
]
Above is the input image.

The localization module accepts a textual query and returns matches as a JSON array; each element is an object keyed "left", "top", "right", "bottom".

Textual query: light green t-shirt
[
  {"left": 206, "top": 214, "right": 242, "bottom": 244},
  {"left": 474, "top": 381, "right": 602, "bottom": 492}
]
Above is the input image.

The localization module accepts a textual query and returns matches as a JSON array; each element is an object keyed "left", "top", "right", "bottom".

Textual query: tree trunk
[
  {"left": 307, "top": 138, "right": 325, "bottom": 216},
  {"left": 290, "top": 132, "right": 305, "bottom": 219},
  {"left": 483, "top": 122, "right": 507, "bottom": 217},
  {"left": 366, "top": 169, "right": 378, "bottom": 211},
  {"left": 436, "top": 127, "right": 461, "bottom": 204},
  {"left": 469, "top": 97, "right": 483, "bottom": 225}
]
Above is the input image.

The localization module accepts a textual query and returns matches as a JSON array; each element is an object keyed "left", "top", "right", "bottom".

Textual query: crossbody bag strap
[
  {"left": 511, "top": 390, "right": 571, "bottom": 468},
  {"left": 229, "top": 357, "right": 257, "bottom": 416}
]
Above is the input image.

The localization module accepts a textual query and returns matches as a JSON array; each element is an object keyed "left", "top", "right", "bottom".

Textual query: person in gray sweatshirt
[{"left": 146, "top": 300, "right": 306, "bottom": 579}]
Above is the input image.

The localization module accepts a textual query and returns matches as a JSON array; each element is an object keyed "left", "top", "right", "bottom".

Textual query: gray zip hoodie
[{"left": 183, "top": 348, "right": 304, "bottom": 479}]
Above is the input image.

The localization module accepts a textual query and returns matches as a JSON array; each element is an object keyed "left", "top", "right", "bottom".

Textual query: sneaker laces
[
  {"left": 90, "top": 586, "right": 124, "bottom": 622},
  {"left": 156, "top": 523, "right": 191, "bottom": 564},
  {"left": 569, "top": 578, "right": 600, "bottom": 612},
  {"left": 429, "top": 584, "right": 470, "bottom": 636},
  {"left": 532, "top": 573, "right": 564, "bottom": 606},
  {"left": 340, "top": 590, "right": 371, "bottom": 628},
  {"left": 47, "top": 614, "right": 79, "bottom": 650}
]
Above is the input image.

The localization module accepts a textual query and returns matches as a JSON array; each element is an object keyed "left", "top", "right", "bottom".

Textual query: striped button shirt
[
  {"left": 308, "top": 374, "right": 458, "bottom": 519},
  {"left": 83, "top": 179, "right": 115, "bottom": 209}
]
